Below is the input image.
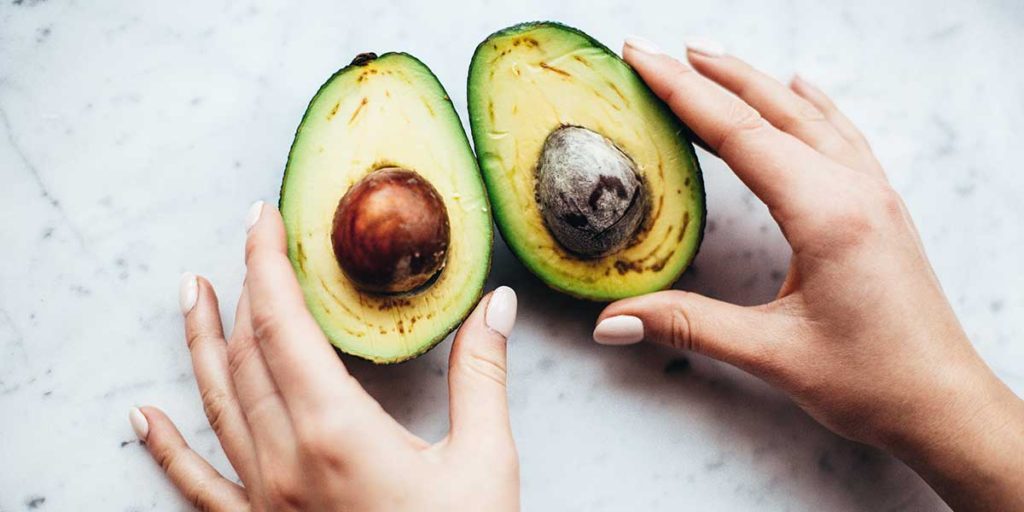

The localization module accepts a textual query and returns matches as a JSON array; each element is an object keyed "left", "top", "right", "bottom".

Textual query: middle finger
[{"left": 181, "top": 274, "right": 262, "bottom": 489}]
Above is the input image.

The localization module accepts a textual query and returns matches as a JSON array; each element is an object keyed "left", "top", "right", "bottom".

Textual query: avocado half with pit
[
  {"left": 468, "top": 22, "right": 705, "bottom": 301},
  {"left": 281, "top": 52, "right": 492, "bottom": 364}
]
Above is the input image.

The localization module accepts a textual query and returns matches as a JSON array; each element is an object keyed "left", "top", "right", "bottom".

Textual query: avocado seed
[
  {"left": 535, "top": 125, "right": 647, "bottom": 258},
  {"left": 332, "top": 168, "right": 450, "bottom": 294}
]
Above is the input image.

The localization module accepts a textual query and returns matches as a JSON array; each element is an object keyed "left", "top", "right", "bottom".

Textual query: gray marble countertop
[{"left": 2, "top": 1, "right": 1022, "bottom": 510}]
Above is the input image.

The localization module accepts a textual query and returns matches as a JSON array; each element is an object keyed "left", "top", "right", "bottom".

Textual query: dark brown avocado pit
[
  {"left": 331, "top": 167, "right": 450, "bottom": 294},
  {"left": 535, "top": 125, "right": 647, "bottom": 258}
]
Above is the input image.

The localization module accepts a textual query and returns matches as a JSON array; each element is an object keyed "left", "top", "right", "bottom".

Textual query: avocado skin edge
[
  {"left": 466, "top": 21, "right": 707, "bottom": 302},
  {"left": 280, "top": 52, "right": 493, "bottom": 364}
]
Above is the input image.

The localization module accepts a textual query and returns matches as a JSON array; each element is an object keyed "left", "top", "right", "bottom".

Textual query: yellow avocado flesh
[
  {"left": 281, "top": 53, "right": 492, "bottom": 363},
  {"left": 468, "top": 23, "right": 704, "bottom": 300}
]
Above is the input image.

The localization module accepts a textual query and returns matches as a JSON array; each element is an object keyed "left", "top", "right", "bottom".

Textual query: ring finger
[
  {"left": 789, "top": 75, "right": 886, "bottom": 177},
  {"left": 181, "top": 274, "right": 261, "bottom": 488}
]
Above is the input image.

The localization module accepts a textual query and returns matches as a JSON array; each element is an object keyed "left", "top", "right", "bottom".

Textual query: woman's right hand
[{"left": 593, "top": 36, "right": 1024, "bottom": 511}]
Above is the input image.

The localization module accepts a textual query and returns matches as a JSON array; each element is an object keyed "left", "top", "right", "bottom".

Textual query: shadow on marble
[{"left": 343, "top": 210, "right": 943, "bottom": 510}]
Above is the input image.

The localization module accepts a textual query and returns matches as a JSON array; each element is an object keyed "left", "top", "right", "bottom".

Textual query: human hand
[
  {"left": 593, "top": 37, "right": 1024, "bottom": 510},
  {"left": 129, "top": 203, "right": 519, "bottom": 511}
]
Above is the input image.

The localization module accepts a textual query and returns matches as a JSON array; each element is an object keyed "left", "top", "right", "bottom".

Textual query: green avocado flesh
[
  {"left": 281, "top": 53, "right": 492, "bottom": 364},
  {"left": 468, "top": 22, "right": 705, "bottom": 301}
]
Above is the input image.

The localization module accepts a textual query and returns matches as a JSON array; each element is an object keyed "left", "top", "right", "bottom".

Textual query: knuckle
[
  {"left": 249, "top": 308, "right": 282, "bottom": 345},
  {"left": 808, "top": 187, "right": 874, "bottom": 247},
  {"left": 461, "top": 351, "right": 508, "bottom": 388},
  {"left": 294, "top": 413, "right": 358, "bottom": 471},
  {"left": 296, "top": 420, "right": 337, "bottom": 453},
  {"left": 302, "top": 438, "right": 347, "bottom": 473},
  {"left": 717, "top": 104, "right": 769, "bottom": 155},
  {"left": 783, "top": 101, "right": 827, "bottom": 130},
  {"left": 875, "top": 185, "right": 905, "bottom": 219},
  {"left": 820, "top": 136, "right": 856, "bottom": 162},
  {"left": 184, "top": 478, "right": 217, "bottom": 512},
  {"left": 667, "top": 294, "right": 696, "bottom": 352},
  {"left": 186, "top": 329, "right": 215, "bottom": 351},
  {"left": 778, "top": 107, "right": 852, "bottom": 160},
  {"left": 825, "top": 206, "right": 873, "bottom": 246},
  {"left": 815, "top": 94, "right": 838, "bottom": 112},
  {"left": 660, "top": 64, "right": 697, "bottom": 105},
  {"left": 156, "top": 443, "right": 187, "bottom": 477},
  {"left": 264, "top": 472, "right": 305, "bottom": 509},
  {"left": 730, "top": 77, "right": 755, "bottom": 103},
  {"left": 226, "top": 337, "right": 258, "bottom": 381},
  {"left": 816, "top": 182, "right": 905, "bottom": 248},
  {"left": 199, "top": 387, "right": 232, "bottom": 437}
]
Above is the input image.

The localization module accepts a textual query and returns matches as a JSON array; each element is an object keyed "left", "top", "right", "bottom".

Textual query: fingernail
[
  {"left": 685, "top": 36, "right": 725, "bottom": 57},
  {"left": 129, "top": 407, "right": 149, "bottom": 441},
  {"left": 245, "top": 200, "right": 264, "bottom": 233},
  {"left": 625, "top": 36, "right": 663, "bottom": 55},
  {"left": 179, "top": 272, "right": 198, "bottom": 315},
  {"left": 593, "top": 315, "right": 645, "bottom": 345},
  {"left": 485, "top": 286, "right": 517, "bottom": 338}
]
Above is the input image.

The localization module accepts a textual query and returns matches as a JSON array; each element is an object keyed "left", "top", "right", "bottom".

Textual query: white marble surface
[{"left": 2, "top": 0, "right": 1022, "bottom": 510}]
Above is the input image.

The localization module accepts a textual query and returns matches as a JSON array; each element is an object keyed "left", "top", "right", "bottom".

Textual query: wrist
[
  {"left": 886, "top": 366, "right": 1024, "bottom": 510},
  {"left": 881, "top": 361, "right": 999, "bottom": 453}
]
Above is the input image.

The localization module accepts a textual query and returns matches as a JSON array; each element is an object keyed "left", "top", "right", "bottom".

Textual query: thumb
[
  {"left": 593, "top": 290, "right": 787, "bottom": 374},
  {"left": 447, "top": 286, "right": 517, "bottom": 450}
]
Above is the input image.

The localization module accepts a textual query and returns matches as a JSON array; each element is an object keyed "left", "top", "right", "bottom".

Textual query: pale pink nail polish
[
  {"left": 179, "top": 272, "right": 198, "bottom": 315},
  {"left": 685, "top": 36, "right": 726, "bottom": 57},
  {"left": 129, "top": 407, "right": 149, "bottom": 441},
  {"left": 593, "top": 315, "right": 645, "bottom": 345},
  {"left": 485, "top": 286, "right": 517, "bottom": 338},
  {"left": 245, "top": 200, "right": 264, "bottom": 233},
  {"left": 624, "top": 36, "right": 663, "bottom": 55}
]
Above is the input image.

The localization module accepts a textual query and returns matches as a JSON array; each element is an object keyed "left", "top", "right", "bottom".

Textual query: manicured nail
[
  {"left": 485, "top": 286, "right": 517, "bottom": 338},
  {"left": 685, "top": 36, "right": 725, "bottom": 57},
  {"left": 129, "top": 407, "right": 149, "bottom": 441},
  {"left": 179, "top": 272, "right": 198, "bottom": 315},
  {"left": 593, "top": 315, "right": 645, "bottom": 345},
  {"left": 625, "top": 36, "right": 663, "bottom": 56},
  {"left": 245, "top": 200, "right": 264, "bottom": 233}
]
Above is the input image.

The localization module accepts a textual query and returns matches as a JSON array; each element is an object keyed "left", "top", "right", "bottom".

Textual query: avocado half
[
  {"left": 468, "top": 22, "right": 705, "bottom": 301},
  {"left": 280, "top": 52, "right": 492, "bottom": 364}
]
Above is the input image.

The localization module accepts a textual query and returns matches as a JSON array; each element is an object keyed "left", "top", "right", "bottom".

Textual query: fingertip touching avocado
[
  {"left": 467, "top": 22, "right": 705, "bottom": 301},
  {"left": 281, "top": 52, "right": 492, "bottom": 363}
]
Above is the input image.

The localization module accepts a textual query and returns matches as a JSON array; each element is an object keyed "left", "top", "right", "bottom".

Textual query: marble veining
[{"left": 1, "top": 0, "right": 1022, "bottom": 510}]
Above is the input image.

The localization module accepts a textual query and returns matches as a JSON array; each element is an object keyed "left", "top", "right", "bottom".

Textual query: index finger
[
  {"left": 622, "top": 38, "right": 836, "bottom": 219},
  {"left": 242, "top": 201, "right": 370, "bottom": 415}
]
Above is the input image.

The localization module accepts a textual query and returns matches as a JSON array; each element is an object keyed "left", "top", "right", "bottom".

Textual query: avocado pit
[
  {"left": 536, "top": 125, "right": 647, "bottom": 258},
  {"left": 331, "top": 167, "right": 450, "bottom": 294}
]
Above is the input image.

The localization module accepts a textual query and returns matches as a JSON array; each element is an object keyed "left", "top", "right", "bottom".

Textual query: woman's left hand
[{"left": 129, "top": 202, "right": 520, "bottom": 512}]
